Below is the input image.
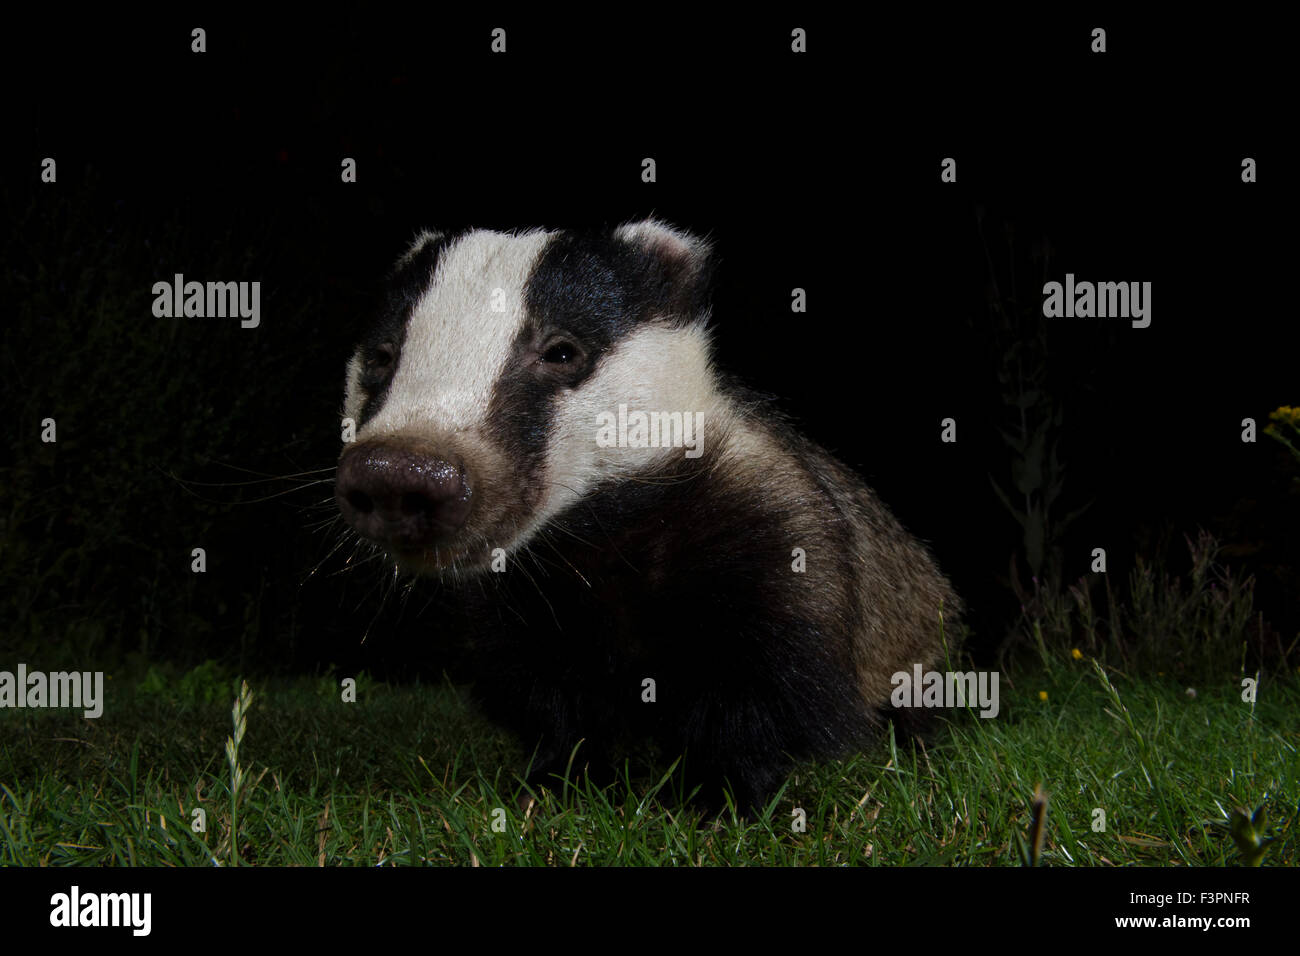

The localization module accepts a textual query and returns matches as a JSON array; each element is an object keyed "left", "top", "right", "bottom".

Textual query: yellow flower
[
  {"left": 1071, "top": 648, "right": 1083, "bottom": 660},
  {"left": 1038, "top": 691, "right": 1048, "bottom": 701}
]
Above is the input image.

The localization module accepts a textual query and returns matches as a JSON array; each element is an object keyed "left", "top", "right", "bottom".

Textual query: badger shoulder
[
  {"left": 535, "top": 375, "right": 961, "bottom": 712},
  {"left": 738, "top": 402, "right": 964, "bottom": 708}
]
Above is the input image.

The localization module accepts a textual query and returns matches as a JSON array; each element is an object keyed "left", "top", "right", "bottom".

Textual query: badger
[{"left": 334, "top": 220, "right": 961, "bottom": 812}]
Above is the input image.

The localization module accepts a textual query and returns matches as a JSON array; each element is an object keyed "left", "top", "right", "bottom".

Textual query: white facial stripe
[
  {"left": 519, "top": 321, "right": 728, "bottom": 541},
  {"left": 360, "top": 229, "right": 553, "bottom": 438}
]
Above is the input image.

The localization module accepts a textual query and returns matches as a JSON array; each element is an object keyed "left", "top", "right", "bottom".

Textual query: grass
[
  {"left": 1011, "top": 530, "right": 1290, "bottom": 681},
  {"left": 1, "top": 660, "right": 1295, "bottom": 866}
]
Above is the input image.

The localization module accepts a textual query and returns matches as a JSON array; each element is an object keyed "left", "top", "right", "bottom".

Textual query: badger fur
[{"left": 335, "top": 220, "right": 961, "bottom": 812}]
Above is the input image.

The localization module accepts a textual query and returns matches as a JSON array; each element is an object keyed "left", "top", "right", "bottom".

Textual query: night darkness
[{"left": 3, "top": 18, "right": 1295, "bottom": 697}]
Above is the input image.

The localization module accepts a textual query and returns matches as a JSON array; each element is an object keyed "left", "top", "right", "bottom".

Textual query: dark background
[{"left": 2, "top": 14, "right": 1294, "bottom": 679}]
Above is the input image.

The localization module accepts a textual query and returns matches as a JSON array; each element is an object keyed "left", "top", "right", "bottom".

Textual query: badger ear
[
  {"left": 386, "top": 229, "right": 451, "bottom": 287},
  {"left": 614, "top": 219, "right": 714, "bottom": 317},
  {"left": 397, "top": 229, "right": 446, "bottom": 266}
]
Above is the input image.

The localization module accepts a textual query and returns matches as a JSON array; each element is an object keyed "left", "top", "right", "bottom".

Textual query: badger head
[{"left": 335, "top": 220, "right": 721, "bottom": 575}]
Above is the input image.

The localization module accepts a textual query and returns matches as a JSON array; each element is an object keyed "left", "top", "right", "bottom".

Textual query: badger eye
[
  {"left": 542, "top": 341, "right": 579, "bottom": 365},
  {"left": 361, "top": 343, "right": 396, "bottom": 389}
]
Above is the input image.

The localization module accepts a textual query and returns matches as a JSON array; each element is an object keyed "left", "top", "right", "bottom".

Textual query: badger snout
[{"left": 336, "top": 440, "right": 473, "bottom": 556}]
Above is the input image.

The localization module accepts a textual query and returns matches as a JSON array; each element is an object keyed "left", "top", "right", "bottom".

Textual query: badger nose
[{"left": 335, "top": 441, "right": 472, "bottom": 550}]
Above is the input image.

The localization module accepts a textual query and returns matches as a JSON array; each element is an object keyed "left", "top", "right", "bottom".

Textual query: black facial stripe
[
  {"left": 482, "top": 226, "right": 716, "bottom": 483},
  {"left": 484, "top": 361, "right": 556, "bottom": 491},
  {"left": 483, "top": 232, "right": 634, "bottom": 483},
  {"left": 523, "top": 229, "right": 708, "bottom": 360},
  {"left": 525, "top": 232, "right": 646, "bottom": 352},
  {"left": 355, "top": 231, "right": 459, "bottom": 426}
]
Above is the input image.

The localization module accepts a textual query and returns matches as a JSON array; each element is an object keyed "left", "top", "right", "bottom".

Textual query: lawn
[{"left": 1, "top": 660, "right": 1294, "bottom": 866}]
